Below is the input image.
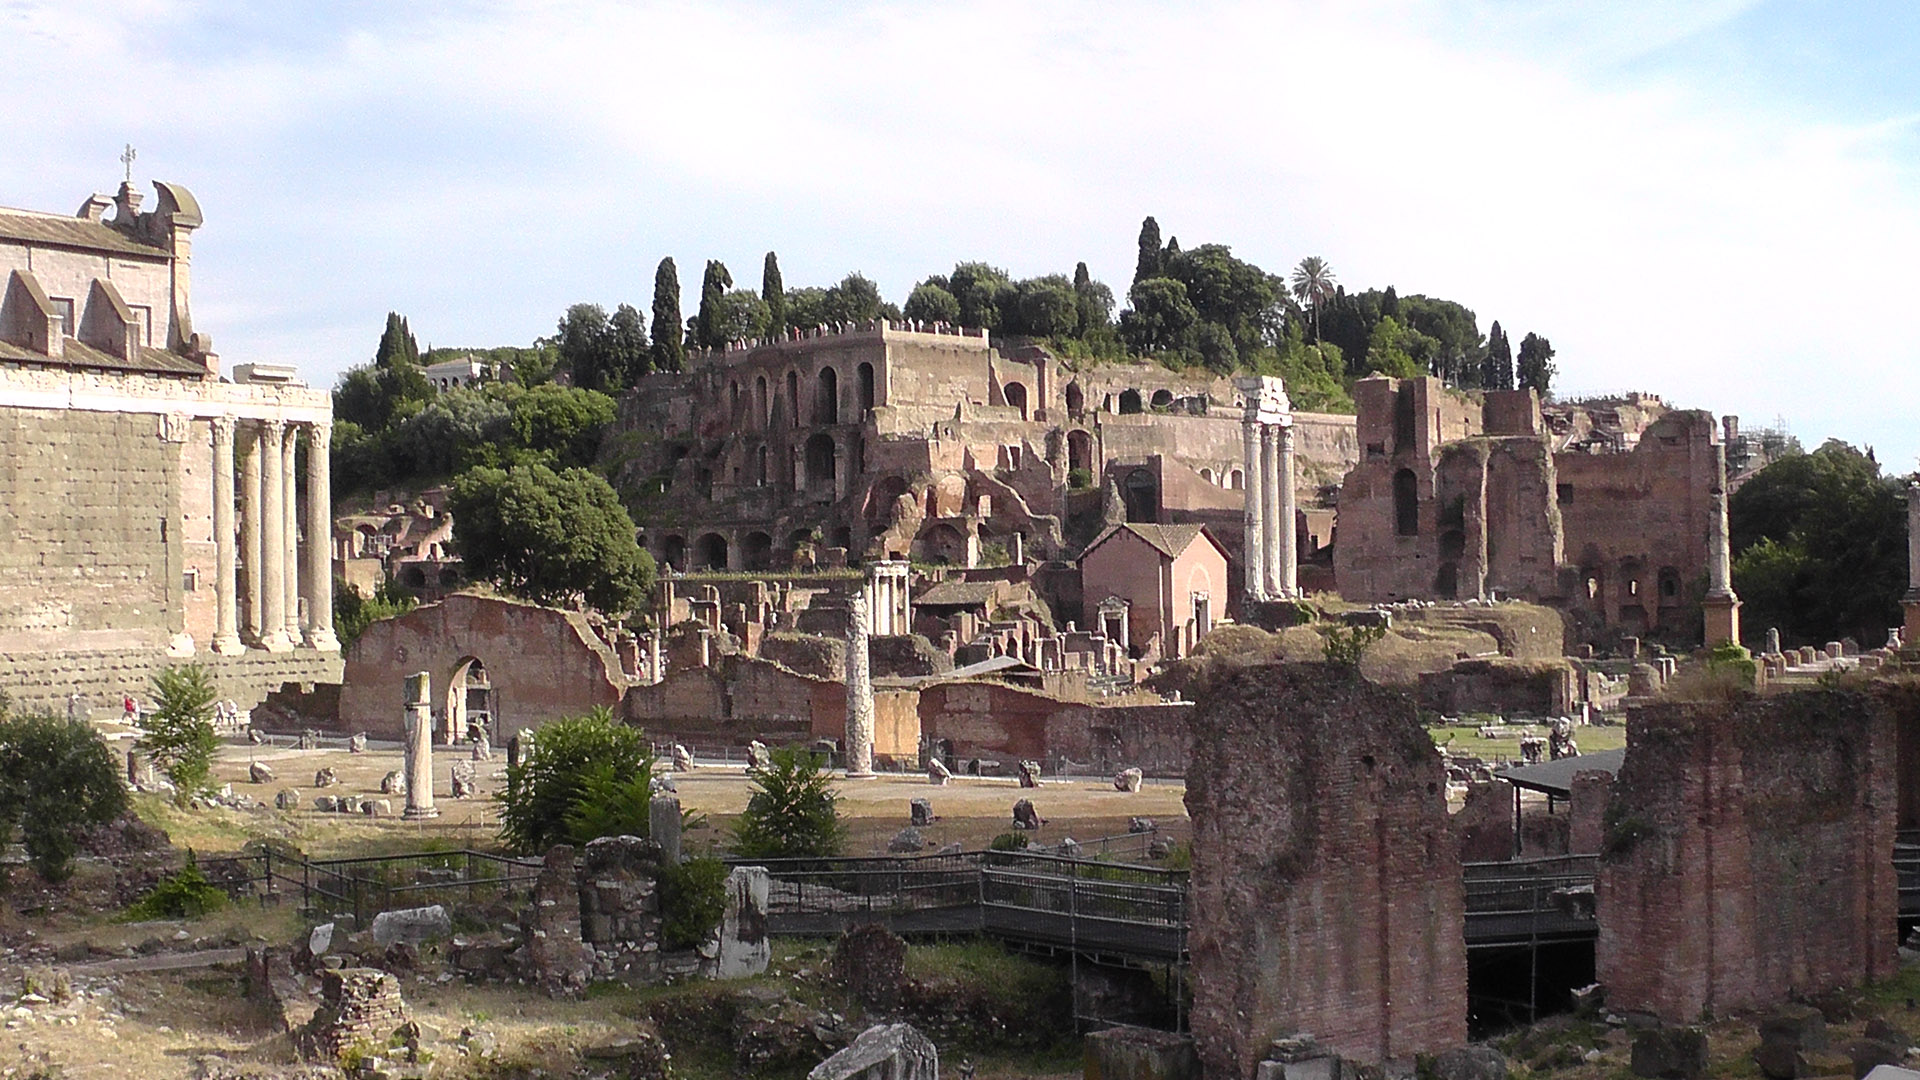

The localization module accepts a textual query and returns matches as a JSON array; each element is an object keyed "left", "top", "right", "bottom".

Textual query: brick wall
[
  {"left": 1185, "top": 662, "right": 1466, "bottom": 1075},
  {"left": 1568, "top": 770, "right": 1610, "bottom": 856},
  {"left": 1595, "top": 692, "right": 1897, "bottom": 1021},
  {"left": 1454, "top": 779, "right": 1516, "bottom": 863},
  {"left": 0, "top": 643, "right": 339, "bottom": 717},
  {"left": 1043, "top": 702, "right": 1193, "bottom": 777}
]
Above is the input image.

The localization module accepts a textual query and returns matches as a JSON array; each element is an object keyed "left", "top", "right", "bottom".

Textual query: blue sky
[{"left": 4, "top": 1, "right": 1917, "bottom": 465}]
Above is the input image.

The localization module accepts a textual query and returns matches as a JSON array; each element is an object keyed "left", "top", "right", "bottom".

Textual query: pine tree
[
  {"left": 374, "top": 312, "right": 420, "bottom": 368},
  {"left": 651, "top": 258, "right": 684, "bottom": 373},
  {"left": 1483, "top": 321, "right": 1514, "bottom": 391},
  {"left": 1133, "top": 217, "right": 1163, "bottom": 287},
  {"left": 695, "top": 260, "right": 733, "bottom": 351},
  {"left": 762, "top": 252, "right": 785, "bottom": 340}
]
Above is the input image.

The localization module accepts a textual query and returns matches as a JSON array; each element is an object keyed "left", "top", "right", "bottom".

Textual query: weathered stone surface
[
  {"left": 672, "top": 743, "right": 694, "bottom": 771},
  {"left": 651, "top": 794, "right": 683, "bottom": 865},
  {"left": 832, "top": 924, "right": 908, "bottom": 1014},
  {"left": 1114, "top": 767, "right": 1144, "bottom": 792},
  {"left": 1012, "top": 798, "right": 1043, "bottom": 830},
  {"left": 1596, "top": 693, "right": 1898, "bottom": 1022},
  {"left": 368, "top": 905, "right": 452, "bottom": 946},
  {"left": 313, "top": 767, "right": 338, "bottom": 788},
  {"left": 927, "top": 757, "right": 952, "bottom": 785},
  {"left": 298, "top": 967, "right": 408, "bottom": 1060},
  {"left": 275, "top": 788, "right": 301, "bottom": 810},
  {"left": 522, "top": 843, "right": 594, "bottom": 995},
  {"left": 1018, "top": 759, "right": 1042, "bottom": 787},
  {"left": 888, "top": 827, "right": 925, "bottom": 853},
  {"left": 704, "top": 865, "right": 770, "bottom": 979},
  {"left": 1431, "top": 1045, "right": 1509, "bottom": 1080},
  {"left": 380, "top": 769, "right": 407, "bottom": 795},
  {"left": 1084, "top": 1025, "right": 1200, "bottom": 1080},
  {"left": 347, "top": 732, "right": 367, "bottom": 753},
  {"left": 1760, "top": 1006, "right": 1829, "bottom": 1053},
  {"left": 1185, "top": 662, "right": 1465, "bottom": 1075},
  {"left": 1850, "top": 1039, "right": 1905, "bottom": 1079},
  {"left": 1631, "top": 1027, "right": 1708, "bottom": 1080},
  {"left": 806, "top": 1022, "right": 937, "bottom": 1080},
  {"left": 248, "top": 761, "right": 275, "bottom": 784}
]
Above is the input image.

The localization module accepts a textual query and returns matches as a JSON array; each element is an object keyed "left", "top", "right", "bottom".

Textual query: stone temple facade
[{"left": 0, "top": 180, "right": 340, "bottom": 712}]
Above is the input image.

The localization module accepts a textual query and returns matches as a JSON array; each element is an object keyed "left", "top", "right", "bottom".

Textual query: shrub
[
  {"left": 1323, "top": 623, "right": 1387, "bottom": 667},
  {"left": 1067, "top": 466, "right": 1094, "bottom": 491},
  {"left": 562, "top": 764, "right": 657, "bottom": 846},
  {"left": 0, "top": 712, "right": 128, "bottom": 883},
  {"left": 988, "top": 831, "right": 1030, "bottom": 852},
  {"left": 731, "top": 748, "right": 844, "bottom": 859},
  {"left": 124, "top": 852, "right": 228, "bottom": 919},
  {"left": 659, "top": 856, "right": 728, "bottom": 950},
  {"left": 499, "top": 708, "right": 652, "bottom": 854},
  {"left": 140, "top": 664, "right": 221, "bottom": 800}
]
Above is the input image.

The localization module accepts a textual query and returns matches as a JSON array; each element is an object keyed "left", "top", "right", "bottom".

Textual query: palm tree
[{"left": 1290, "top": 256, "right": 1337, "bottom": 341}]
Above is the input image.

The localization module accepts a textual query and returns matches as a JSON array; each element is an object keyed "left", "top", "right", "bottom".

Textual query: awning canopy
[{"left": 1494, "top": 747, "right": 1626, "bottom": 798}]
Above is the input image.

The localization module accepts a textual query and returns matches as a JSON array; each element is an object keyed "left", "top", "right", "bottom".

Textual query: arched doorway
[
  {"left": 1065, "top": 382, "right": 1084, "bottom": 415},
  {"left": 1393, "top": 469, "right": 1419, "bottom": 536},
  {"left": 661, "top": 534, "right": 687, "bottom": 571},
  {"left": 805, "top": 432, "right": 837, "bottom": 493},
  {"left": 743, "top": 531, "right": 773, "bottom": 571},
  {"left": 816, "top": 366, "right": 839, "bottom": 424},
  {"left": 857, "top": 362, "right": 876, "bottom": 414},
  {"left": 1067, "top": 429, "right": 1093, "bottom": 474},
  {"left": 694, "top": 532, "right": 729, "bottom": 570},
  {"left": 1123, "top": 468, "right": 1158, "bottom": 522},
  {"left": 1118, "top": 388, "right": 1143, "bottom": 415},
  {"left": 445, "top": 657, "right": 496, "bottom": 744},
  {"left": 1003, "top": 381, "right": 1028, "bottom": 420},
  {"left": 1150, "top": 388, "right": 1174, "bottom": 410}
]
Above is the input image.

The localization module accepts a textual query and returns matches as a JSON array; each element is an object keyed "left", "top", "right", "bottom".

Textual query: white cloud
[{"left": 1, "top": 0, "right": 1915, "bottom": 461}]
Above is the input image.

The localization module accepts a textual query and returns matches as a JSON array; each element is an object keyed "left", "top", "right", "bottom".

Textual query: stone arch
[
  {"left": 816, "top": 366, "right": 839, "bottom": 424},
  {"left": 1229, "top": 468, "right": 1244, "bottom": 490},
  {"left": 444, "top": 656, "right": 495, "bottom": 743},
  {"left": 1200, "top": 467, "right": 1216, "bottom": 485},
  {"left": 1119, "top": 388, "right": 1144, "bottom": 415},
  {"left": 402, "top": 564, "right": 428, "bottom": 589},
  {"left": 1394, "top": 468, "right": 1419, "bottom": 536},
  {"left": 755, "top": 375, "right": 770, "bottom": 428},
  {"left": 857, "top": 361, "right": 876, "bottom": 413},
  {"left": 786, "top": 369, "right": 800, "bottom": 424},
  {"left": 1065, "top": 381, "right": 1085, "bottom": 415},
  {"left": 694, "top": 532, "right": 729, "bottom": 570},
  {"left": 1151, "top": 388, "right": 1174, "bottom": 410},
  {"left": 805, "top": 432, "right": 837, "bottom": 492},
  {"left": 661, "top": 534, "right": 687, "bottom": 571},
  {"left": 1003, "top": 381, "right": 1028, "bottom": 421},
  {"left": 742, "top": 531, "right": 774, "bottom": 571},
  {"left": 868, "top": 474, "right": 910, "bottom": 526},
  {"left": 1657, "top": 565, "right": 1682, "bottom": 602},
  {"left": 919, "top": 522, "right": 968, "bottom": 564},
  {"left": 1067, "top": 429, "right": 1094, "bottom": 474},
  {"left": 1123, "top": 467, "right": 1158, "bottom": 523}
]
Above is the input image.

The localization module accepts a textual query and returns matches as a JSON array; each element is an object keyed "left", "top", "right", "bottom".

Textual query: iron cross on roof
[{"left": 120, "top": 144, "right": 137, "bottom": 183}]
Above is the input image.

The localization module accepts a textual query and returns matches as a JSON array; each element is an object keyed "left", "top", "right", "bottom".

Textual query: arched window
[
  {"left": 786, "top": 369, "right": 800, "bottom": 424},
  {"left": 1118, "top": 389, "right": 1143, "bottom": 415},
  {"left": 1228, "top": 468, "right": 1244, "bottom": 490},
  {"left": 743, "top": 532, "right": 773, "bottom": 571},
  {"left": 1065, "top": 382, "right": 1085, "bottom": 415},
  {"left": 1003, "top": 382, "right": 1028, "bottom": 420},
  {"left": 1394, "top": 469, "right": 1419, "bottom": 536},
  {"left": 816, "top": 366, "right": 839, "bottom": 424},
  {"left": 662, "top": 535, "right": 687, "bottom": 571},
  {"left": 857, "top": 362, "right": 876, "bottom": 413},
  {"left": 1151, "top": 389, "right": 1174, "bottom": 410},
  {"left": 694, "top": 533, "right": 729, "bottom": 570},
  {"left": 755, "top": 375, "right": 769, "bottom": 428},
  {"left": 805, "top": 433, "right": 837, "bottom": 491}
]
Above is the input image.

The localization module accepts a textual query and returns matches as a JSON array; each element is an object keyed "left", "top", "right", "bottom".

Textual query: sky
[{"left": 3, "top": 1, "right": 1917, "bottom": 465}]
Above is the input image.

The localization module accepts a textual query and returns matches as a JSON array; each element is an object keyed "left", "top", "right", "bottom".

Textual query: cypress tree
[
  {"left": 762, "top": 252, "right": 786, "bottom": 340},
  {"left": 1133, "top": 217, "right": 1162, "bottom": 287},
  {"left": 1483, "top": 321, "right": 1514, "bottom": 391},
  {"left": 651, "top": 258, "right": 684, "bottom": 373},
  {"left": 695, "top": 260, "right": 733, "bottom": 351},
  {"left": 1073, "top": 261, "right": 1093, "bottom": 336}
]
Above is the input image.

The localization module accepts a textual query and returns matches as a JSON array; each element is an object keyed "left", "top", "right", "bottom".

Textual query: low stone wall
[
  {"left": 0, "top": 644, "right": 341, "bottom": 716},
  {"left": 1418, "top": 657, "right": 1575, "bottom": 717}
]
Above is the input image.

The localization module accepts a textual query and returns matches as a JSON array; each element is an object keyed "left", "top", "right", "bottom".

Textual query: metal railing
[{"left": 195, "top": 847, "right": 545, "bottom": 928}]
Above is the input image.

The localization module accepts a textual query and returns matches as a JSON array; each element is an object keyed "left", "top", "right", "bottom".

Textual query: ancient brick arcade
[
  {"left": 1596, "top": 692, "right": 1898, "bottom": 1022},
  {"left": 1185, "top": 662, "right": 1466, "bottom": 1077}
]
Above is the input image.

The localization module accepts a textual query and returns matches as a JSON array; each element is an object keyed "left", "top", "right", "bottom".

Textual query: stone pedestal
[{"left": 1704, "top": 593, "right": 1741, "bottom": 650}]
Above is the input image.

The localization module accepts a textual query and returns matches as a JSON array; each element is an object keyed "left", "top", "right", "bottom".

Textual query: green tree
[
  {"left": 1362, "top": 316, "right": 1433, "bottom": 379},
  {"left": 0, "top": 712, "right": 128, "bottom": 882},
  {"left": 1119, "top": 277, "right": 1199, "bottom": 357},
  {"left": 716, "top": 289, "right": 772, "bottom": 343},
  {"left": 1483, "top": 321, "right": 1514, "bottom": 391},
  {"left": 608, "top": 302, "right": 651, "bottom": 385},
  {"left": 509, "top": 383, "right": 617, "bottom": 469},
  {"left": 651, "top": 258, "right": 685, "bottom": 373},
  {"left": 695, "top": 260, "right": 734, "bottom": 351},
  {"left": 333, "top": 577, "right": 418, "bottom": 648},
  {"left": 333, "top": 313, "right": 435, "bottom": 431},
  {"left": 732, "top": 747, "right": 845, "bottom": 859},
  {"left": 1008, "top": 275, "right": 1079, "bottom": 338},
  {"left": 449, "top": 463, "right": 656, "bottom": 612},
  {"left": 1134, "top": 216, "right": 1164, "bottom": 287},
  {"left": 1290, "top": 257, "right": 1338, "bottom": 342},
  {"left": 1516, "top": 332, "right": 1556, "bottom": 395},
  {"left": 1397, "top": 295, "right": 1482, "bottom": 388},
  {"left": 1730, "top": 441, "right": 1908, "bottom": 646},
  {"left": 1073, "top": 261, "right": 1115, "bottom": 337},
  {"left": 948, "top": 262, "right": 1011, "bottom": 330},
  {"left": 556, "top": 303, "right": 615, "bottom": 392},
  {"left": 497, "top": 708, "right": 650, "bottom": 854},
  {"left": 904, "top": 282, "right": 961, "bottom": 324},
  {"left": 141, "top": 664, "right": 220, "bottom": 801},
  {"left": 762, "top": 252, "right": 787, "bottom": 339},
  {"left": 785, "top": 286, "right": 829, "bottom": 329},
  {"left": 823, "top": 272, "right": 883, "bottom": 324}
]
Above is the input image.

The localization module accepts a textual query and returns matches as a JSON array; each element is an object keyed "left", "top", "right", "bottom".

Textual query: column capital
[
  {"left": 259, "top": 416, "right": 287, "bottom": 438},
  {"left": 306, "top": 421, "right": 332, "bottom": 453},
  {"left": 210, "top": 414, "right": 236, "bottom": 445}
]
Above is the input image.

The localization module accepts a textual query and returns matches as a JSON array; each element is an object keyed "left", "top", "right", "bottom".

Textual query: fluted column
[
  {"left": 281, "top": 424, "right": 302, "bottom": 644},
  {"left": 1276, "top": 421, "right": 1298, "bottom": 599},
  {"left": 304, "top": 423, "right": 339, "bottom": 650},
  {"left": 242, "top": 424, "right": 263, "bottom": 642},
  {"left": 257, "top": 420, "right": 291, "bottom": 651},
  {"left": 1261, "top": 423, "right": 1282, "bottom": 598},
  {"left": 1242, "top": 419, "right": 1266, "bottom": 602},
  {"left": 210, "top": 416, "right": 244, "bottom": 655}
]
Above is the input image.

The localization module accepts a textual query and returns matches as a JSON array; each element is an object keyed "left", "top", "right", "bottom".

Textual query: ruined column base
[
  {"left": 1703, "top": 593, "right": 1741, "bottom": 649},
  {"left": 305, "top": 628, "right": 341, "bottom": 652},
  {"left": 403, "top": 805, "right": 439, "bottom": 820},
  {"left": 211, "top": 633, "right": 246, "bottom": 657},
  {"left": 1903, "top": 597, "right": 1920, "bottom": 652}
]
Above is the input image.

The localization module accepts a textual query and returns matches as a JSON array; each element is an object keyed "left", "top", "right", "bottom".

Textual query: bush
[
  {"left": 1323, "top": 623, "right": 1386, "bottom": 666},
  {"left": 499, "top": 708, "right": 652, "bottom": 854},
  {"left": 988, "top": 832, "right": 1030, "bottom": 852},
  {"left": 0, "top": 712, "right": 128, "bottom": 883},
  {"left": 1067, "top": 467, "right": 1094, "bottom": 491},
  {"left": 731, "top": 748, "right": 844, "bottom": 859},
  {"left": 140, "top": 664, "right": 220, "bottom": 800},
  {"left": 562, "top": 763, "right": 657, "bottom": 846},
  {"left": 124, "top": 853, "right": 228, "bottom": 920},
  {"left": 659, "top": 856, "right": 728, "bottom": 950},
  {"left": 333, "top": 577, "right": 418, "bottom": 648}
]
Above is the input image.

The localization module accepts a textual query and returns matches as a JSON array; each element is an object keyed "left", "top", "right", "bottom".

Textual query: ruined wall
[
  {"left": 1568, "top": 770, "right": 1610, "bottom": 856},
  {"left": 1044, "top": 702, "right": 1193, "bottom": 777},
  {"left": 1417, "top": 658, "right": 1575, "bottom": 717},
  {"left": 1186, "top": 662, "right": 1466, "bottom": 1075},
  {"left": 1595, "top": 692, "right": 1897, "bottom": 1022},
  {"left": 622, "top": 655, "right": 817, "bottom": 745},
  {"left": 1454, "top": 779, "right": 1516, "bottom": 863},
  {"left": 340, "top": 594, "right": 626, "bottom": 736},
  {"left": 917, "top": 679, "right": 1063, "bottom": 762}
]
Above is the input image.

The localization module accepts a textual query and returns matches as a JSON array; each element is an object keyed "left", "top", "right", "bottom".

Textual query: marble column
[
  {"left": 1702, "top": 450, "right": 1741, "bottom": 647},
  {"left": 844, "top": 593, "right": 875, "bottom": 778},
  {"left": 241, "top": 422, "right": 263, "bottom": 642},
  {"left": 304, "top": 423, "right": 339, "bottom": 650},
  {"left": 1260, "top": 423, "right": 1282, "bottom": 598},
  {"left": 1241, "top": 419, "right": 1266, "bottom": 602},
  {"left": 1903, "top": 482, "right": 1920, "bottom": 649},
  {"left": 210, "top": 416, "right": 244, "bottom": 655},
  {"left": 281, "top": 424, "right": 302, "bottom": 644},
  {"left": 257, "top": 420, "right": 292, "bottom": 652},
  {"left": 403, "top": 671, "right": 438, "bottom": 819},
  {"left": 1276, "top": 421, "right": 1298, "bottom": 599}
]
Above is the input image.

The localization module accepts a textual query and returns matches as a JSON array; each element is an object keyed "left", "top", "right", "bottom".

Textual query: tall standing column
[
  {"left": 844, "top": 593, "right": 875, "bottom": 778},
  {"left": 1241, "top": 419, "right": 1266, "bottom": 602},
  {"left": 1276, "top": 421, "right": 1298, "bottom": 599},
  {"left": 1261, "top": 424, "right": 1282, "bottom": 598},
  {"left": 403, "top": 671, "right": 439, "bottom": 819},
  {"left": 257, "top": 420, "right": 291, "bottom": 652},
  {"left": 1702, "top": 445, "right": 1741, "bottom": 648},
  {"left": 241, "top": 422, "right": 263, "bottom": 643},
  {"left": 210, "top": 416, "right": 244, "bottom": 655},
  {"left": 1904, "top": 482, "right": 1920, "bottom": 649},
  {"left": 304, "top": 423, "right": 339, "bottom": 650},
  {"left": 281, "top": 424, "right": 302, "bottom": 644}
]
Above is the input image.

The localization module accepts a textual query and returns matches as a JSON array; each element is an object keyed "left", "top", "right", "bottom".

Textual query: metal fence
[
  {"left": 1462, "top": 855, "right": 1599, "bottom": 948},
  {"left": 196, "top": 847, "right": 545, "bottom": 927}
]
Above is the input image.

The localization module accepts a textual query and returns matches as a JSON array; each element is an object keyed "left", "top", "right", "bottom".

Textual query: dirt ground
[{"left": 200, "top": 740, "right": 1191, "bottom": 859}]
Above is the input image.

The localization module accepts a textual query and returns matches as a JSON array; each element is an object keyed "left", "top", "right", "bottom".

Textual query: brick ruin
[
  {"left": 1595, "top": 691, "right": 1899, "bottom": 1022},
  {"left": 1184, "top": 662, "right": 1466, "bottom": 1075}
]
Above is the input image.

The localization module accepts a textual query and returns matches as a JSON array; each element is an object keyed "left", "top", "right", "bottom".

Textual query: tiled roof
[
  {"left": 1080, "top": 522, "right": 1211, "bottom": 563},
  {"left": 0, "top": 208, "right": 169, "bottom": 258},
  {"left": 0, "top": 339, "right": 205, "bottom": 377},
  {"left": 914, "top": 579, "right": 1000, "bottom": 607}
]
